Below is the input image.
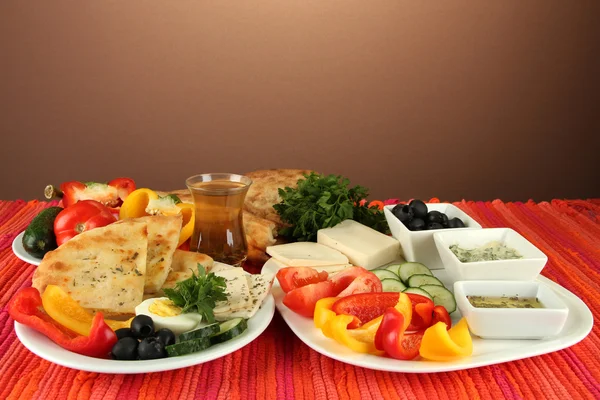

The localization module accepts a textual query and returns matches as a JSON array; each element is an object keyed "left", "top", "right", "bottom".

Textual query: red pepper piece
[
  {"left": 332, "top": 292, "right": 401, "bottom": 328},
  {"left": 432, "top": 305, "right": 452, "bottom": 330},
  {"left": 374, "top": 307, "right": 423, "bottom": 360},
  {"left": 8, "top": 288, "right": 117, "bottom": 358},
  {"left": 59, "top": 181, "right": 86, "bottom": 208},
  {"left": 108, "top": 178, "right": 136, "bottom": 204},
  {"left": 54, "top": 200, "right": 117, "bottom": 245},
  {"left": 406, "top": 293, "right": 435, "bottom": 331}
]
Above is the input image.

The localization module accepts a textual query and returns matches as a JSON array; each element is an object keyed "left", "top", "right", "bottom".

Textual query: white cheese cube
[{"left": 317, "top": 220, "right": 400, "bottom": 270}]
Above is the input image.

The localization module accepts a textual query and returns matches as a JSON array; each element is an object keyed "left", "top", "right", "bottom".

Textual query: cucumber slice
[
  {"left": 179, "top": 323, "right": 220, "bottom": 342},
  {"left": 407, "top": 274, "right": 444, "bottom": 288},
  {"left": 210, "top": 318, "right": 248, "bottom": 345},
  {"left": 381, "top": 278, "right": 407, "bottom": 292},
  {"left": 420, "top": 284, "right": 457, "bottom": 314},
  {"left": 165, "top": 337, "right": 211, "bottom": 357},
  {"left": 384, "top": 264, "right": 402, "bottom": 276},
  {"left": 372, "top": 270, "right": 399, "bottom": 281},
  {"left": 403, "top": 287, "right": 433, "bottom": 301},
  {"left": 398, "top": 262, "right": 433, "bottom": 283}
]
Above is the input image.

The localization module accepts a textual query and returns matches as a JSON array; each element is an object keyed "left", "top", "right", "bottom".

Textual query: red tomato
[
  {"left": 332, "top": 292, "right": 400, "bottom": 326},
  {"left": 282, "top": 280, "right": 336, "bottom": 317},
  {"left": 329, "top": 266, "right": 369, "bottom": 295},
  {"left": 336, "top": 270, "right": 382, "bottom": 297},
  {"left": 54, "top": 200, "right": 117, "bottom": 245},
  {"left": 276, "top": 267, "right": 329, "bottom": 293}
]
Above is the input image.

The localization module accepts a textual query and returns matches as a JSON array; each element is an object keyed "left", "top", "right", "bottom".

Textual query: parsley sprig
[
  {"left": 274, "top": 172, "right": 389, "bottom": 242},
  {"left": 163, "top": 264, "right": 227, "bottom": 323}
]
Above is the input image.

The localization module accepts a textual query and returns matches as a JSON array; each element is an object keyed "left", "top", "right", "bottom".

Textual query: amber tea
[{"left": 186, "top": 174, "right": 252, "bottom": 266}]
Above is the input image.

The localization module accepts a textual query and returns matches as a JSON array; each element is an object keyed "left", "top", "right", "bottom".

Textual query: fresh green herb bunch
[
  {"left": 274, "top": 172, "right": 389, "bottom": 242},
  {"left": 163, "top": 264, "right": 227, "bottom": 323}
]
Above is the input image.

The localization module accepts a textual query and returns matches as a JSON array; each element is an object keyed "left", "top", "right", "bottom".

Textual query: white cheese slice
[
  {"left": 267, "top": 258, "right": 351, "bottom": 274},
  {"left": 317, "top": 220, "right": 400, "bottom": 270},
  {"left": 215, "top": 273, "right": 274, "bottom": 320},
  {"left": 212, "top": 268, "right": 252, "bottom": 314},
  {"left": 266, "top": 242, "right": 349, "bottom": 267}
]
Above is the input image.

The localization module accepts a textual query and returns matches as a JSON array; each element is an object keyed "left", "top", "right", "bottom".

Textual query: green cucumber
[
  {"left": 210, "top": 318, "right": 248, "bottom": 345},
  {"left": 420, "top": 285, "right": 457, "bottom": 314},
  {"left": 398, "top": 262, "right": 433, "bottom": 283},
  {"left": 381, "top": 278, "right": 407, "bottom": 292},
  {"left": 165, "top": 337, "right": 212, "bottom": 357},
  {"left": 384, "top": 264, "right": 402, "bottom": 276},
  {"left": 178, "top": 323, "right": 220, "bottom": 342},
  {"left": 406, "top": 274, "right": 443, "bottom": 288},
  {"left": 22, "top": 207, "right": 63, "bottom": 258},
  {"left": 403, "top": 287, "right": 433, "bottom": 301},
  {"left": 372, "top": 270, "right": 398, "bottom": 281}
]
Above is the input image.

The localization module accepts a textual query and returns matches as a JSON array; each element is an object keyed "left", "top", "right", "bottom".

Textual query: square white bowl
[
  {"left": 454, "top": 280, "right": 569, "bottom": 339},
  {"left": 384, "top": 203, "right": 482, "bottom": 269},
  {"left": 433, "top": 228, "right": 548, "bottom": 284}
]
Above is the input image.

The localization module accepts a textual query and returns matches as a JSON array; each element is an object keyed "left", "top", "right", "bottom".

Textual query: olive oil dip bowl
[
  {"left": 384, "top": 203, "right": 482, "bottom": 269},
  {"left": 454, "top": 280, "right": 570, "bottom": 339},
  {"left": 433, "top": 228, "right": 548, "bottom": 284}
]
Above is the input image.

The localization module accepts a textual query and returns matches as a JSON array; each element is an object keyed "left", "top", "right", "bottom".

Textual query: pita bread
[
  {"left": 32, "top": 220, "right": 148, "bottom": 315},
  {"left": 155, "top": 250, "right": 214, "bottom": 294},
  {"left": 116, "top": 215, "right": 182, "bottom": 293},
  {"left": 243, "top": 169, "right": 313, "bottom": 225}
]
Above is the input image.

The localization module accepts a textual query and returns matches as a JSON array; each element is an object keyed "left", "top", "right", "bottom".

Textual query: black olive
[
  {"left": 407, "top": 218, "right": 426, "bottom": 231},
  {"left": 115, "top": 328, "right": 134, "bottom": 341},
  {"left": 447, "top": 217, "right": 466, "bottom": 228},
  {"left": 408, "top": 200, "right": 428, "bottom": 220},
  {"left": 440, "top": 213, "right": 449, "bottom": 228},
  {"left": 155, "top": 328, "right": 176, "bottom": 347},
  {"left": 138, "top": 337, "right": 167, "bottom": 360},
  {"left": 426, "top": 211, "right": 444, "bottom": 224},
  {"left": 426, "top": 222, "right": 444, "bottom": 230},
  {"left": 392, "top": 204, "right": 413, "bottom": 223},
  {"left": 131, "top": 315, "right": 155, "bottom": 338},
  {"left": 111, "top": 337, "right": 139, "bottom": 361}
]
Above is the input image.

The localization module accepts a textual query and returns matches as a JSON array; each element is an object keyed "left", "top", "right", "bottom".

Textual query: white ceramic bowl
[
  {"left": 454, "top": 280, "right": 569, "bottom": 339},
  {"left": 384, "top": 203, "right": 482, "bottom": 269},
  {"left": 433, "top": 228, "right": 548, "bottom": 284}
]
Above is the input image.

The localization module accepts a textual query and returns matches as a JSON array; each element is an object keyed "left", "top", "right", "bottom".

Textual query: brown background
[{"left": 1, "top": 1, "right": 598, "bottom": 202}]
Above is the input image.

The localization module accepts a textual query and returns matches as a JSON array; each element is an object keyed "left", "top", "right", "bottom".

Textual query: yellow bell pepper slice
[
  {"left": 314, "top": 297, "right": 339, "bottom": 329},
  {"left": 329, "top": 314, "right": 381, "bottom": 354},
  {"left": 41, "top": 285, "right": 133, "bottom": 336},
  {"left": 419, "top": 318, "right": 473, "bottom": 361},
  {"left": 176, "top": 203, "right": 195, "bottom": 247},
  {"left": 119, "top": 188, "right": 159, "bottom": 219}
]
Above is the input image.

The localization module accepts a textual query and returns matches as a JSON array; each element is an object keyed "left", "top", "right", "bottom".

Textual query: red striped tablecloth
[{"left": 1, "top": 199, "right": 599, "bottom": 399}]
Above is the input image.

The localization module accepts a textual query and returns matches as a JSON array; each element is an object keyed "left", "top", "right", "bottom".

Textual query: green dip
[
  {"left": 450, "top": 241, "right": 523, "bottom": 263},
  {"left": 467, "top": 296, "right": 544, "bottom": 309}
]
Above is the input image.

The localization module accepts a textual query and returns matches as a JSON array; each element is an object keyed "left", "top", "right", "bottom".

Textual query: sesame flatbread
[
  {"left": 32, "top": 220, "right": 148, "bottom": 315},
  {"left": 158, "top": 249, "right": 214, "bottom": 292}
]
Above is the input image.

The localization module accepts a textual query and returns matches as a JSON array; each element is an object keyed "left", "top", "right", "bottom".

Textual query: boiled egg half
[{"left": 135, "top": 297, "right": 203, "bottom": 336}]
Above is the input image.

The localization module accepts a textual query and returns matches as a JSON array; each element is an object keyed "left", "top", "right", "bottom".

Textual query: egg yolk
[{"left": 149, "top": 299, "right": 183, "bottom": 317}]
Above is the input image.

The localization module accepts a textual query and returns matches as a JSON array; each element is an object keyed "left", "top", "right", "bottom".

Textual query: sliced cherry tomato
[
  {"left": 329, "top": 266, "right": 369, "bottom": 295},
  {"left": 432, "top": 305, "right": 452, "bottom": 330},
  {"left": 108, "top": 178, "right": 136, "bottom": 203},
  {"left": 337, "top": 270, "right": 382, "bottom": 297},
  {"left": 282, "top": 280, "right": 336, "bottom": 317},
  {"left": 332, "top": 292, "right": 400, "bottom": 327},
  {"left": 406, "top": 293, "right": 435, "bottom": 331},
  {"left": 276, "top": 267, "right": 329, "bottom": 294}
]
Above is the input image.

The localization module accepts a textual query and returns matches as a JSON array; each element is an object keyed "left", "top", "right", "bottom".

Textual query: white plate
[
  {"left": 262, "top": 259, "right": 593, "bottom": 373},
  {"left": 14, "top": 293, "right": 275, "bottom": 374},
  {"left": 12, "top": 231, "right": 42, "bottom": 266}
]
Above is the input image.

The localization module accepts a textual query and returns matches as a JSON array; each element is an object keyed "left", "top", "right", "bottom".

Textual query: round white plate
[
  {"left": 12, "top": 231, "right": 42, "bottom": 266},
  {"left": 262, "top": 259, "right": 593, "bottom": 373},
  {"left": 15, "top": 294, "right": 275, "bottom": 374}
]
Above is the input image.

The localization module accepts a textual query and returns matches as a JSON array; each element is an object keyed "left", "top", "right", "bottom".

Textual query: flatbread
[
  {"left": 32, "top": 220, "right": 148, "bottom": 315},
  {"left": 244, "top": 211, "right": 277, "bottom": 250},
  {"left": 117, "top": 215, "right": 182, "bottom": 293},
  {"left": 156, "top": 250, "right": 215, "bottom": 294},
  {"left": 243, "top": 169, "right": 313, "bottom": 225}
]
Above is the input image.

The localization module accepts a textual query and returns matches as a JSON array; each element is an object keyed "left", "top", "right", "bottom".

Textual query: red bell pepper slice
[
  {"left": 406, "top": 293, "right": 435, "bottom": 331},
  {"left": 432, "top": 305, "right": 452, "bottom": 330},
  {"left": 54, "top": 200, "right": 117, "bottom": 245},
  {"left": 374, "top": 307, "right": 423, "bottom": 360},
  {"left": 108, "top": 178, "right": 136, "bottom": 203},
  {"left": 59, "top": 181, "right": 87, "bottom": 208},
  {"left": 8, "top": 287, "right": 117, "bottom": 358},
  {"left": 332, "top": 292, "right": 401, "bottom": 328}
]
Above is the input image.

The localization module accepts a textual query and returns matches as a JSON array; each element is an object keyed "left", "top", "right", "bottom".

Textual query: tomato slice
[
  {"left": 276, "top": 267, "right": 329, "bottom": 294},
  {"left": 332, "top": 292, "right": 400, "bottom": 327},
  {"left": 282, "top": 280, "right": 336, "bottom": 317},
  {"left": 329, "top": 266, "right": 369, "bottom": 295},
  {"left": 336, "top": 270, "right": 382, "bottom": 297}
]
